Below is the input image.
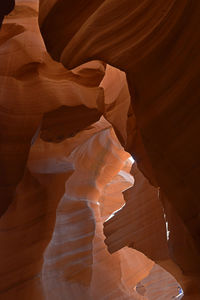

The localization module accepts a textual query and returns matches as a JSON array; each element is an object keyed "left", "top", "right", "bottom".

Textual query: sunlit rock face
[
  {"left": 0, "top": 1, "right": 153, "bottom": 299},
  {"left": 39, "top": 0, "right": 200, "bottom": 298},
  {"left": 104, "top": 163, "right": 200, "bottom": 297},
  {"left": 0, "top": 0, "right": 105, "bottom": 217},
  {"left": 39, "top": 0, "right": 200, "bottom": 251},
  {"left": 0, "top": 0, "right": 200, "bottom": 299},
  {"left": 136, "top": 264, "right": 184, "bottom": 300}
]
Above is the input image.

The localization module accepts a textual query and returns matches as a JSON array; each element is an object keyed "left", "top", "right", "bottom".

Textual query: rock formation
[
  {"left": 0, "top": 0, "right": 200, "bottom": 299},
  {"left": 0, "top": 2, "right": 154, "bottom": 299},
  {"left": 39, "top": 0, "right": 200, "bottom": 298}
]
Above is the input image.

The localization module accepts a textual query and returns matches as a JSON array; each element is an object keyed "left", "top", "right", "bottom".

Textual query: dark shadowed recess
[
  {"left": 39, "top": 0, "right": 104, "bottom": 61},
  {"left": 40, "top": 105, "right": 102, "bottom": 143},
  {"left": 0, "top": 0, "right": 15, "bottom": 27}
]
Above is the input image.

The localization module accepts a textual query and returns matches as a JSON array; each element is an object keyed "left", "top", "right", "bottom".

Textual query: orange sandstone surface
[{"left": 0, "top": 0, "right": 199, "bottom": 299}]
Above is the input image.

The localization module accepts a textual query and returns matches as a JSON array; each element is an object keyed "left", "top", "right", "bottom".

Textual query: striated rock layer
[
  {"left": 104, "top": 162, "right": 200, "bottom": 298},
  {"left": 0, "top": 0, "right": 104, "bottom": 217},
  {"left": 0, "top": 2, "right": 156, "bottom": 299},
  {"left": 0, "top": 115, "right": 155, "bottom": 299},
  {"left": 39, "top": 0, "right": 200, "bottom": 251},
  {"left": 39, "top": 0, "right": 200, "bottom": 298},
  {"left": 0, "top": 0, "right": 200, "bottom": 299}
]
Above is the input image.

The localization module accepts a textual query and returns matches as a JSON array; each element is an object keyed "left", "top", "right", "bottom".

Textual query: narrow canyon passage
[{"left": 0, "top": 0, "right": 200, "bottom": 299}]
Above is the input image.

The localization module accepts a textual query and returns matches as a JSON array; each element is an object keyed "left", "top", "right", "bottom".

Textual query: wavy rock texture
[
  {"left": 104, "top": 163, "right": 200, "bottom": 298},
  {"left": 40, "top": 126, "right": 155, "bottom": 300},
  {"left": 0, "top": 2, "right": 161, "bottom": 299},
  {"left": 0, "top": 113, "right": 156, "bottom": 300},
  {"left": 39, "top": 0, "right": 200, "bottom": 298},
  {"left": 136, "top": 264, "right": 183, "bottom": 300},
  {"left": 39, "top": 0, "right": 200, "bottom": 246},
  {"left": 104, "top": 163, "right": 168, "bottom": 256},
  {"left": 0, "top": 0, "right": 105, "bottom": 216},
  {"left": 1, "top": 0, "right": 200, "bottom": 299}
]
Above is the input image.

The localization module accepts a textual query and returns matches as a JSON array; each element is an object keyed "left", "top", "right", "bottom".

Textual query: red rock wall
[
  {"left": 39, "top": 0, "right": 200, "bottom": 298},
  {"left": 0, "top": 2, "right": 154, "bottom": 299},
  {"left": 1, "top": 0, "right": 200, "bottom": 299}
]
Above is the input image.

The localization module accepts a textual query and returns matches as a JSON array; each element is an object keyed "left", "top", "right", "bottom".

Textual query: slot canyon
[{"left": 0, "top": 0, "right": 200, "bottom": 299}]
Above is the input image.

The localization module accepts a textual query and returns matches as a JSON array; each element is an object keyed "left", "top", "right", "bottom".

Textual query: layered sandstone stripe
[{"left": 39, "top": 1, "right": 200, "bottom": 297}]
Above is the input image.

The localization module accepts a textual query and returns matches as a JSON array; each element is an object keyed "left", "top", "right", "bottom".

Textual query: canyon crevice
[{"left": 0, "top": 0, "right": 199, "bottom": 299}]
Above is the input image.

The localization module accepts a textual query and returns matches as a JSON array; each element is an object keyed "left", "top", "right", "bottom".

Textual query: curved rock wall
[
  {"left": 1, "top": 0, "right": 200, "bottom": 299},
  {"left": 39, "top": 0, "right": 200, "bottom": 298},
  {"left": 0, "top": 2, "right": 154, "bottom": 299}
]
